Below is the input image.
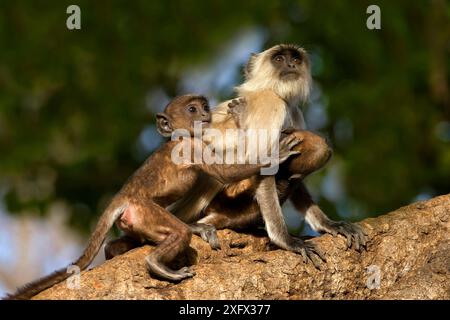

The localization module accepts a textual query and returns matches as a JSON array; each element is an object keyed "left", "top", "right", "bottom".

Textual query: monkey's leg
[
  {"left": 198, "top": 197, "right": 263, "bottom": 230},
  {"left": 280, "top": 130, "right": 367, "bottom": 249},
  {"left": 104, "top": 235, "right": 141, "bottom": 260},
  {"left": 282, "top": 130, "right": 333, "bottom": 180},
  {"left": 196, "top": 176, "right": 292, "bottom": 231},
  {"left": 290, "top": 181, "right": 367, "bottom": 250},
  {"left": 189, "top": 223, "right": 221, "bottom": 249},
  {"left": 132, "top": 203, "right": 195, "bottom": 281},
  {"left": 255, "top": 176, "right": 325, "bottom": 268}
]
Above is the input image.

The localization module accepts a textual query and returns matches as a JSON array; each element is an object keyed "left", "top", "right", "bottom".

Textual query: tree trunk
[{"left": 33, "top": 194, "right": 449, "bottom": 300}]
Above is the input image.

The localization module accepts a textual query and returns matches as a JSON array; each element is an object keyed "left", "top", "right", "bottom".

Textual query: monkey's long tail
[{"left": 4, "top": 200, "right": 128, "bottom": 300}]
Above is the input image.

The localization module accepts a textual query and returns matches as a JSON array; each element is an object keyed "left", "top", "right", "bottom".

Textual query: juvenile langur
[
  {"left": 6, "top": 94, "right": 301, "bottom": 300},
  {"left": 169, "top": 44, "right": 366, "bottom": 267}
]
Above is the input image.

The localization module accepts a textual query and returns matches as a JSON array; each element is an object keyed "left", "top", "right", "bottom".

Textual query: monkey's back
[
  {"left": 119, "top": 141, "right": 198, "bottom": 207},
  {"left": 243, "top": 89, "right": 285, "bottom": 127}
]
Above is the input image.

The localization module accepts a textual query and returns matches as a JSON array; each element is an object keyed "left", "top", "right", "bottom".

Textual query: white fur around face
[
  {"left": 209, "top": 45, "right": 312, "bottom": 163},
  {"left": 236, "top": 44, "right": 311, "bottom": 107}
]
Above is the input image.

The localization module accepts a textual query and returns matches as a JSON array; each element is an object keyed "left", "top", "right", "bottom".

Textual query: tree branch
[{"left": 33, "top": 194, "right": 449, "bottom": 299}]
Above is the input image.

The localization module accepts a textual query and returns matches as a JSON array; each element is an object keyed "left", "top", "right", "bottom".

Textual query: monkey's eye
[
  {"left": 188, "top": 105, "right": 197, "bottom": 113},
  {"left": 274, "top": 55, "right": 284, "bottom": 62},
  {"left": 203, "top": 105, "right": 210, "bottom": 112},
  {"left": 293, "top": 57, "right": 301, "bottom": 64}
]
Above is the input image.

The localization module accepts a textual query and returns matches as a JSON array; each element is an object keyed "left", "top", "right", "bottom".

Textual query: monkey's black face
[
  {"left": 271, "top": 49, "right": 304, "bottom": 81},
  {"left": 185, "top": 99, "right": 212, "bottom": 131}
]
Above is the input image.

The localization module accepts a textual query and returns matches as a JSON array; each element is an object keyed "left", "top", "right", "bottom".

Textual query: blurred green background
[{"left": 0, "top": 0, "right": 449, "bottom": 238}]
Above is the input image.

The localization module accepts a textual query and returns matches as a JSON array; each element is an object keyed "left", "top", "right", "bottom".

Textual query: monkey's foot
[
  {"left": 104, "top": 236, "right": 140, "bottom": 260},
  {"left": 320, "top": 220, "right": 368, "bottom": 251},
  {"left": 173, "top": 266, "right": 196, "bottom": 280},
  {"left": 146, "top": 256, "right": 196, "bottom": 282},
  {"left": 189, "top": 223, "right": 221, "bottom": 249},
  {"left": 282, "top": 237, "right": 326, "bottom": 269}
]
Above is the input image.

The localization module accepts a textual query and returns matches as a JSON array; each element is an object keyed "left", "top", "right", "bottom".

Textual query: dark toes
[
  {"left": 300, "top": 248, "right": 308, "bottom": 263},
  {"left": 309, "top": 255, "right": 322, "bottom": 270},
  {"left": 193, "top": 223, "right": 221, "bottom": 250},
  {"left": 204, "top": 230, "right": 220, "bottom": 250},
  {"left": 312, "top": 246, "right": 326, "bottom": 262},
  {"left": 355, "top": 236, "right": 365, "bottom": 250},
  {"left": 352, "top": 225, "right": 368, "bottom": 250},
  {"left": 306, "top": 243, "right": 326, "bottom": 267},
  {"left": 327, "top": 221, "right": 368, "bottom": 251},
  {"left": 178, "top": 266, "right": 196, "bottom": 278},
  {"left": 360, "top": 233, "right": 367, "bottom": 247},
  {"left": 208, "top": 235, "right": 221, "bottom": 250},
  {"left": 290, "top": 238, "right": 325, "bottom": 269},
  {"left": 346, "top": 232, "right": 352, "bottom": 249}
]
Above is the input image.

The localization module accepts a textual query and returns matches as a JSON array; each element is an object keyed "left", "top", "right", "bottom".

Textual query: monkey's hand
[
  {"left": 279, "top": 236, "right": 326, "bottom": 269},
  {"left": 281, "top": 127, "right": 297, "bottom": 135},
  {"left": 278, "top": 134, "right": 302, "bottom": 163},
  {"left": 319, "top": 220, "right": 368, "bottom": 251},
  {"left": 189, "top": 223, "right": 221, "bottom": 250},
  {"left": 227, "top": 97, "right": 247, "bottom": 127}
]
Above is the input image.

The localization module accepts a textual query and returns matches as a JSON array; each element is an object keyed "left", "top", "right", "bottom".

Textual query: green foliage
[{"left": 0, "top": 0, "right": 448, "bottom": 233}]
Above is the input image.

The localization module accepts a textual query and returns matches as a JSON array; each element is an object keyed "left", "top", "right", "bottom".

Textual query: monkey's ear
[
  {"left": 244, "top": 53, "right": 258, "bottom": 79},
  {"left": 156, "top": 113, "right": 173, "bottom": 137}
]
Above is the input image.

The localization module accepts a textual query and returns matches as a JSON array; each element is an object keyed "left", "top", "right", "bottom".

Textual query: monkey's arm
[
  {"left": 196, "top": 163, "right": 261, "bottom": 184},
  {"left": 195, "top": 134, "right": 300, "bottom": 184},
  {"left": 196, "top": 162, "right": 269, "bottom": 185},
  {"left": 211, "top": 100, "right": 234, "bottom": 123},
  {"left": 255, "top": 176, "right": 324, "bottom": 268}
]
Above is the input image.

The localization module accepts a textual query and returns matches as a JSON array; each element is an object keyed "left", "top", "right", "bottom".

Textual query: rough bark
[{"left": 34, "top": 194, "right": 449, "bottom": 300}]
